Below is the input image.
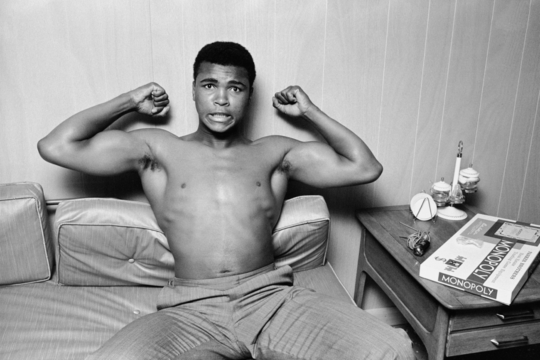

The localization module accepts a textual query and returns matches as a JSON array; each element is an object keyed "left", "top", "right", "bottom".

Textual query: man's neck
[{"left": 189, "top": 126, "right": 250, "bottom": 149}]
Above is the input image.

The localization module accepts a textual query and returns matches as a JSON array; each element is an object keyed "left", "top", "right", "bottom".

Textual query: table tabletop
[{"left": 356, "top": 205, "right": 540, "bottom": 310}]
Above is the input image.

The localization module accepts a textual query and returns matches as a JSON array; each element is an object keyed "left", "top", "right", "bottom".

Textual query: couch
[{"left": 0, "top": 182, "right": 355, "bottom": 359}]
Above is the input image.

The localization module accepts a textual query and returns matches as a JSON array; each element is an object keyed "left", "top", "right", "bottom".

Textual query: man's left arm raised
[{"left": 272, "top": 86, "right": 382, "bottom": 188}]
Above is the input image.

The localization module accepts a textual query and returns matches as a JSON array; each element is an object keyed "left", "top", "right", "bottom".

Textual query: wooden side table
[{"left": 355, "top": 206, "right": 540, "bottom": 360}]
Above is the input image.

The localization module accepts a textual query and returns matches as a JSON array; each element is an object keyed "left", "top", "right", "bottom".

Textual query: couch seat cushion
[{"left": 0, "top": 263, "right": 351, "bottom": 360}]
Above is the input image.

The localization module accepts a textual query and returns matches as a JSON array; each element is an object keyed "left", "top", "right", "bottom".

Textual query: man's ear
[{"left": 192, "top": 81, "right": 195, "bottom": 101}]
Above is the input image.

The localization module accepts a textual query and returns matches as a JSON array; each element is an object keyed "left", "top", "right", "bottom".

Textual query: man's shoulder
[
  {"left": 129, "top": 128, "right": 185, "bottom": 151},
  {"left": 129, "top": 127, "right": 177, "bottom": 140},
  {"left": 252, "top": 135, "right": 300, "bottom": 149},
  {"left": 128, "top": 128, "right": 186, "bottom": 162}
]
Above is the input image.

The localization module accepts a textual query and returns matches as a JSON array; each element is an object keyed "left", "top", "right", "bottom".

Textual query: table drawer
[
  {"left": 447, "top": 321, "right": 540, "bottom": 357},
  {"left": 450, "top": 303, "right": 540, "bottom": 331}
]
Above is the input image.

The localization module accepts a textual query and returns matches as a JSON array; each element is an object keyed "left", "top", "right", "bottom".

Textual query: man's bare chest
[
  {"left": 140, "top": 139, "right": 291, "bottom": 233},
  {"left": 157, "top": 144, "right": 282, "bottom": 194},
  {"left": 168, "top": 141, "right": 282, "bottom": 177}
]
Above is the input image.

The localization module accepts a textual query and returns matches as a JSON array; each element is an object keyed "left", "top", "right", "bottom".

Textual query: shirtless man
[{"left": 38, "top": 42, "right": 414, "bottom": 360}]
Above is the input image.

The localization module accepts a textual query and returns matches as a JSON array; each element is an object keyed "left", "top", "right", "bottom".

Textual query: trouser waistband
[{"left": 167, "top": 263, "right": 276, "bottom": 290}]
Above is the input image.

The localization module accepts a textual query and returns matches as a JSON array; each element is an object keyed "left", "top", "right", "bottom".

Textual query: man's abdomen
[{"left": 161, "top": 200, "right": 278, "bottom": 279}]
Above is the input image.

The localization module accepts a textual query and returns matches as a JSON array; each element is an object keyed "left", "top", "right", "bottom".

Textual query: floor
[{"left": 397, "top": 324, "right": 540, "bottom": 360}]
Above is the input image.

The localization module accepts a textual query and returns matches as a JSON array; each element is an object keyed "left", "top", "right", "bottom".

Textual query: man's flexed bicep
[
  {"left": 38, "top": 83, "right": 169, "bottom": 175},
  {"left": 284, "top": 140, "right": 382, "bottom": 188},
  {"left": 40, "top": 129, "right": 150, "bottom": 175},
  {"left": 274, "top": 85, "right": 382, "bottom": 188}
]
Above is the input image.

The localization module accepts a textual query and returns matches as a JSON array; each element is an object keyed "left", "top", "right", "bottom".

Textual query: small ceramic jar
[
  {"left": 459, "top": 166, "right": 480, "bottom": 193},
  {"left": 430, "top": 178, "right": 451, "bottom": 207}
]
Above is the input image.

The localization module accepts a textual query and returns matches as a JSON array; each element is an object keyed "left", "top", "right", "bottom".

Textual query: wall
[{"left": 1, "top": 0, "right": 539, "bottom": 313}]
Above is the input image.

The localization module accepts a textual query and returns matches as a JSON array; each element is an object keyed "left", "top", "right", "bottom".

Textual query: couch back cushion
[
  {"left": 55, "top": 196, "right": 329, "bottom": 286},
  {"left": 0, "top": 182, "right": 53, "bottom": 285}
]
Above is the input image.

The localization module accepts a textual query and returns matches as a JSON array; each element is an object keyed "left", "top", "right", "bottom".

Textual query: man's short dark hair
[{"left": 193, "top": 42, "right": 256, "bottom": 87}]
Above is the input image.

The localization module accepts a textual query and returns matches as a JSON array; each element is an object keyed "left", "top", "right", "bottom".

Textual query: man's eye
[
  {"left": 231, "top": 87, "right": 242, "bottom": 92},
  {"left": 203, "top": 84, "right": 214, "bottom": 89}
]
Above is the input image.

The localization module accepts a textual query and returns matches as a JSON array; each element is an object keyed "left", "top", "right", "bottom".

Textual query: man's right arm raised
[{"left": 37, "top": 83, "right": 170, "bottom": 175}]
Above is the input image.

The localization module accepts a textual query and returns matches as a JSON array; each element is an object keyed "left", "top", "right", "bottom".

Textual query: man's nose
[{"left": 214, "top": 89, "right": 229, "bottom": 106}]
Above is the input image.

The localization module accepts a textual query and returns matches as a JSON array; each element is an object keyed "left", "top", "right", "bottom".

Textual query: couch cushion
[
  {"left": 0, "top": 182, "right": 53, "bottom": 285},
  {"left": 55, "top": 196, "right": 329, "bottom": 286},
  {"left": 273, "top": 195, "right": 329, "bottom": 271},
  {"left": 55, "top": 198, "right": 172, "bottom": 286},
  {"left": 0, "top": 282, "right": 161, "bottom": 359}
]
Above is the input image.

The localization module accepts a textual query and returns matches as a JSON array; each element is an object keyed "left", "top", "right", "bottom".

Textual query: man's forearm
[
  {"left": 45, "top": 93, "right": 134, "bottom": 144},
  {"left": 37, "top": 92, "right": 135, "bottom": 163}
]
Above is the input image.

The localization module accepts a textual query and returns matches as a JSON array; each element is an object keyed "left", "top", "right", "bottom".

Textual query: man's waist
[
  {"left": 168, "top": 262, "right": 279, "bottom": 290},
  {"left": 157, "top": 264, "right": 294, "bottom": 310}
]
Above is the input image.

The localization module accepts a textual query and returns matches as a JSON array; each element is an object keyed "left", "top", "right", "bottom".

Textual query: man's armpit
[
  {"left": 138, "top": 153, "right": 160, "bottom": 171},
  {"left": 277, "top": 158, "right": 292, "bottom": 175}
]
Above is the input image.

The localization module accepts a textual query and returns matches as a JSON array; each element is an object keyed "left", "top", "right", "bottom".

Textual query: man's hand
[
  {"left": 272, "top": 86, "right": 317, "bottom": 118},
  {"left": 129, "top": 83, "right": 170, "bottom": 117}
]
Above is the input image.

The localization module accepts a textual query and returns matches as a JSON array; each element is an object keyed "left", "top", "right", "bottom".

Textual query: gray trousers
[{"left": 87, "top": 264, "right": 414, "bottom": 360}]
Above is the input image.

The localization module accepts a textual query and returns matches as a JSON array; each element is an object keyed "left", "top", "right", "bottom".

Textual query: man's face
[{"left": 192, "top": 62, "right": 252, "bottom": 133}]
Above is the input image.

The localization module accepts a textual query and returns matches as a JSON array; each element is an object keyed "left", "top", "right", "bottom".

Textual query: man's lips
[{"left": 208, "top": 113, "right": 232, "bottom": 122}]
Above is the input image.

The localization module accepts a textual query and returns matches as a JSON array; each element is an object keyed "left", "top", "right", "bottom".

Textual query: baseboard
[{"left": 366, "top": 306, "right": 407, "bottom": 326}]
